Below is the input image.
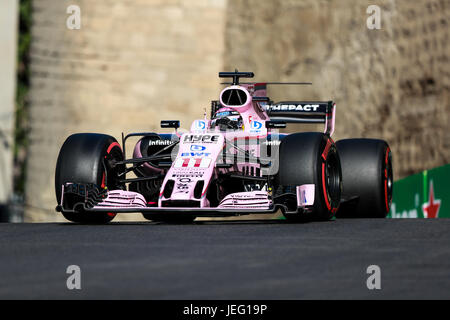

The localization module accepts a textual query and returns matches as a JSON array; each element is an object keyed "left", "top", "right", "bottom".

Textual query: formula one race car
[{"left": 55, "top": 71, "right": 393, "bottom": 223}]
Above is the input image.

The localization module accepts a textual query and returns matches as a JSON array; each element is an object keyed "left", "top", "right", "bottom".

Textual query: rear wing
[{"left": 265, "top": 101, "right": 336, "bottom": 136}]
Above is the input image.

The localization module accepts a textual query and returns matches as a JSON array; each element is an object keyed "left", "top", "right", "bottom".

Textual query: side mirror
[
  {"left": 161, "top": 120, "right": 180, "bottom": 129},
  {"left": 265, "top": 120, "right": 286, "bottom": 129}
]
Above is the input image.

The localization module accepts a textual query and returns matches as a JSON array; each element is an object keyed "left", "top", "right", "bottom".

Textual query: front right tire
[{"left": 55, "top": 133, "right": 125, "bottom": 224}]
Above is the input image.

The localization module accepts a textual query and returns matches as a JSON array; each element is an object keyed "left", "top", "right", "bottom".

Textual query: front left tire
[{"left": 276, "top": 132, "right": 342, "bottom": 222}]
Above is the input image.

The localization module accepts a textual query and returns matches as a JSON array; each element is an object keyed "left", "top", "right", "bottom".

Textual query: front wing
[{"left": 56, "top": 183, "right": 316, "bottom": 217}]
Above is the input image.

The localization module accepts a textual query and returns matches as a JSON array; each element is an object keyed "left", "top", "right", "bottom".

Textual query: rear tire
[
  {"left": 277, "top": 132, "right": 342, "bottom": 222},
  {"left": 335, "top": 139, "right": 393, "bottom": 218},
  {"left": 55, "top": 133, "right": 125, "bottom": 224}
]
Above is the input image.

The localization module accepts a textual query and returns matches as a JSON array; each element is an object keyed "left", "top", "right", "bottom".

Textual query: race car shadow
[
  {"left": 193, "top": 219, "right": 288, "bottom": 225},
  {"left": 56, "top": 212, "right": 329, "bottom": 225},
  {"left": 57, "top": 219, "right": 293, "bottom": 226},
  {"left": 56, "top": 215, "right": 337, "bottom": 225}
]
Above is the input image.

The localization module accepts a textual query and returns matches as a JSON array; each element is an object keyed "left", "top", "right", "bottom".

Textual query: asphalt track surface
[{"left": 0, "top": 218, "right": 449, "bottom": 299}]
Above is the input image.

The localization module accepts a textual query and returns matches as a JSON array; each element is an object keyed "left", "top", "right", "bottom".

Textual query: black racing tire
[
  {"left": 55, "top": 133, "right": 125, "bottom": 224},
  {"left": 335, "top": 139, "right": 393, "bottom": 218},
  {"left": 142, "top": 213, "right": 196, "bottom": 224},
  {"left": 277, "top": 132, "right": 342, "bottom": 222}
]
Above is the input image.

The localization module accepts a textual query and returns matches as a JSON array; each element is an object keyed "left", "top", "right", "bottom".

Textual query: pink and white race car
[{"left": 55, "top": 71, "right": 393, "bottom": 223}]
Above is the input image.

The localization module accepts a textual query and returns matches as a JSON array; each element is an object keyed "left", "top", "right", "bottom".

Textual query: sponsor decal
[
  {"left": 190, "top": 145, "right": 206, "bottom": 152},
  {"left": 172, "top": 171, "right": 205, "bottom": 178},
  {"left": 226, "top": 193, "right": 267, "bottom": 199},
  {"left": 422, "top": 181, "right": 441, "bottom": 218},
  {"left": 174, "top": 158, "right": 211, "bottom": 168},
  {"left": 184, "top": 134, "right": 220, "bottom": 143},
  {"left": 216, "top": 111, "right": 240, "bottom": 117},
  {"left": 174, "top": 178, "right": 192, "bottom": 194},
  {"left": 176, "top": 183, "right": 189, "bottom": 190},
  {"left": 149, "top": 139, "right": 172, "bottom": 146},
  {"left": 193, "top": 120, "right": 206, "bottom": 130},
  {"left": 181, "top": 152, "right": 211, "bottom": 157},
  {"left": 267, "top": 104, "right": 320, "bottom": 112},
  {"left": 248, "top": 116, "right": 263, "bottom": 133},
  {"left": 250, "top": 120, "right": 263, "bottom": 130},
  {"left": 390, "top": 200, "right": 419, "bottom": 218},
  {"left": 389, "top": 165, "right": 449, "bottom": 219}
]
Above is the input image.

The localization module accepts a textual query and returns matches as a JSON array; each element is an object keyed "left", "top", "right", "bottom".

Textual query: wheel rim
[
  {"left": 103, "top": 144, "right": 125, "bottom": 190},
  {"left": 384, "top": 148, "right": 393, "bottom": 213},
  {"left": 325, "top": 149, "right": 341, "bottom": 205},
  {"left": 100, "top": 143, "right": 125, "bottom": 220}
]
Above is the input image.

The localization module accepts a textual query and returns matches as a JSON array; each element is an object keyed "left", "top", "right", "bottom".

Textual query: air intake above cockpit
[{"left": 221, "top": 88, "right": 248, "bottom": 106}]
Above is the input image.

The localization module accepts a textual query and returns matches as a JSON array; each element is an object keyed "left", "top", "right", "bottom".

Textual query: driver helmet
[{"left": 211, "top": 107, "right": 243, "bottom": 131}]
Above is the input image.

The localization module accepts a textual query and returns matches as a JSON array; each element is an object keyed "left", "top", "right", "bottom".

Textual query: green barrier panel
[{"left": 389, "top": 163, "right": 450, "bottom": 218}]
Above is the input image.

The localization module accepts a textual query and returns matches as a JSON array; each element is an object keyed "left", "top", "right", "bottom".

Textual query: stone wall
[
  {"left": 0, "top": 0, "right": 18, "bottom": 220},
  {"left": 26, "top": 0, "right": 227, "bottom": 221},
  {"left": 224, "top": 0, "right": 450, "bottom": 179}
]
